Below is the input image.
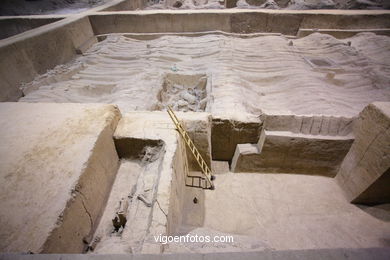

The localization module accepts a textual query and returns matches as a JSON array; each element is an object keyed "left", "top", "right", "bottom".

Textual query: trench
[
  {"left": 89, "top": 139, "right": 165, "bottom": 253},
  {"left": 5, "top": 31, "right": 390, "bottom": 254}
]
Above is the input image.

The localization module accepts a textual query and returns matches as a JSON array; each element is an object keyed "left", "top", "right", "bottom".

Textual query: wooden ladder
[{"left": 167, "top": 106, "right": 215, "bottom": 190}]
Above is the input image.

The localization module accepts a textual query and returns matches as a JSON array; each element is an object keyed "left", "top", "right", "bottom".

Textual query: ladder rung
[{"left": 167, "top": 106, "right": 214, "bottom": 189}]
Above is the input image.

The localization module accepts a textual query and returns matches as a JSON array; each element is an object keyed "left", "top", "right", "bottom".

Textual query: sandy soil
[
  {"left": 92, "top": 147, "right": 165, "bottom": 254},
  {"left": 0, "top": 103, "right": 120, "bottom": 253},
  {"left": 146, "top": 0, "right": 390, "bottom": 10},
  {"left": 165, "top": 172, "right": 390, "bottom": 252},
  {"left": 166, "top": 226, "right": 269, "bottom": 253},
  {"left": 20, "top": 32, "right": 390, "bottom": 117}
]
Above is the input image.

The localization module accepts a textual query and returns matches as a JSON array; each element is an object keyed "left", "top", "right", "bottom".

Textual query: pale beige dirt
[
  {"left": 1, "top": 0, "right": 390, "bottom": 256},
  {"left": 91, "top": 160, "right": 142, "bottom": 254},
  {"left": 165, "top": 227, "right": 269, "bottom": 253},
  {"left": 166, "top": 172, "right": 390, "bottom": 252},
  {"left": 7, "top": 24, "right": 390, "bottom": 254},
  {"left": 146, "top": 0, "right": 390, "bottom": 10},
  {"left": 92, "top": 153, "right": 165, "bottom": 254},
  {"left": 20, "top": 32, "right": 390, "bottom": 117},
  {"left": 336, "top": 102, "right": 390, "bottom": 203},
  {"left": 108, "top": 111, "right": 212, "bottom": 253},
  {"left": 0, "top": 102, "right": 120, "bottom": 253}
]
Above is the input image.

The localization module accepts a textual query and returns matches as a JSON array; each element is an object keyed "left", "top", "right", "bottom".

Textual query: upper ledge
[
  {"left": 93, "top": 9, "right": 390, "bottom": 15},
  {"left": 1, "top": 8, "right": 389, "bottom": 46},
  {"left": 0, "top": 14, "right": 69, "bottom": 19},
  {"left": 0, "top": 14, "right": 86, "bottom": 47},
  {"left": 0, "top": 0, "right": 127, "bottom": 19},
  {"left": 2, "top": 8, "right": 390, "bottom": 19},
  {"left": 265, "top": 130, "right": 354, "bottom": 140}
]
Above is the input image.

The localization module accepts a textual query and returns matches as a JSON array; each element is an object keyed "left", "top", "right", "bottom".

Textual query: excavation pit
[
  {"left": 156, "top": 73, "right": 209, "bottom": 112},
  {"left": 0, "top": 4, "right": 390, "bottom": 258}
]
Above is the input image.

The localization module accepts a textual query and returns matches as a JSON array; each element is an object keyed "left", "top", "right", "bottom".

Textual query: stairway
[{"left": 231, "top": 114, "right": 356, "bottom": 176}]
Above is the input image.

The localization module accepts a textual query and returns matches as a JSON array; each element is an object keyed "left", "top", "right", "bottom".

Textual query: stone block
[
  {"left": 336, "top": 102, "right": 390, "bottom": 204},
  {"left": 0, "top": 102, "right": 121, "bottom": 253}
]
